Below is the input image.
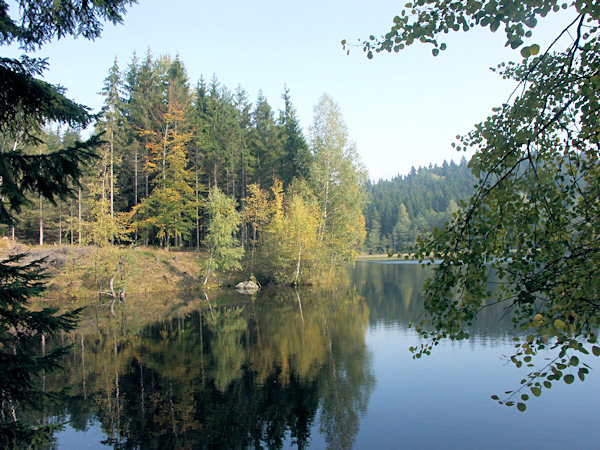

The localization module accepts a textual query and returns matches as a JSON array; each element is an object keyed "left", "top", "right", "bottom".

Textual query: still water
[{"left": 48, "top": 261, "right": 598, "bottom": 449}]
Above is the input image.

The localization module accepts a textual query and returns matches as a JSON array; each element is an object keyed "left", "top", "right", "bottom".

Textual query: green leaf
[
  {"left": 592, "top": 346, "right": 600, "bottom": 356},
  {"left": 529, "top": 44, "right": 540, "bottom": 55},
  {"left": 564, "top": 374, "right": 575, "bottom": 384},
  {"left": 510, "top": 38, "right": 524, "bottom": 49},
  {"left": 569, "top": 356, "right": 579, "bottom": 366},
  {"left": 517, "top": 402, "right": 527, "bottom": 412},
  {"left": 520, "top": 46, "right": 531, "bottom": 58},
  {"left": 531, "top": 387, "right": 541, "bottom": 397},
  {"left": 432, "top": 48, "right": 440, "bottom": 56}
]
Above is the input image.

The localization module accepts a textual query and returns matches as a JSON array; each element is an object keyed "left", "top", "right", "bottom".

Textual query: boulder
[{"left": 235, "top": 281, "right": 260, "bottom": 293}]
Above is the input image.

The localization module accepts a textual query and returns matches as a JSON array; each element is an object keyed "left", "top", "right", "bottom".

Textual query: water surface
[{"left": 45, "top": 261, "right": 598, "bottom": 448}]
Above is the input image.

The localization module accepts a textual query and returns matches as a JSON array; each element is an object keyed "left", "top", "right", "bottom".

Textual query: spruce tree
[
  {"left": 278, "top": 87, "right": 311, "bottom": 187},
  {"left": 250, "top": 91, "right": 282, "bottom": 188},
  {"left": 0, "top": 1, "right": 133, "bottom": 445},
  {"left": 98, "top": 57, "right": 126, "bottom": 243}
]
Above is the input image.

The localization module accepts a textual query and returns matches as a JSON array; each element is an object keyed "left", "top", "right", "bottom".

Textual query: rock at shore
[{"left": 235, "top": 281, "right": 260, "bottom": 293}]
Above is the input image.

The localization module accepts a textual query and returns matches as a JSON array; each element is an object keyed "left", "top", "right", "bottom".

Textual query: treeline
[
  {"left": 364, "top": 158, "right": 476, "bottom": 254},
  {"left": 3, "top": 51, "right": 366, "bottom": 284}
]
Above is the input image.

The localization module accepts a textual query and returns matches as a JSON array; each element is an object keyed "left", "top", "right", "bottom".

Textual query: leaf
[
  {"left": 432, "top": 48, "right": 440, "bottom": 57},
  {"left": 564, "top": 374, "right": 575, "bottom": 384},
  {"left": 520, "top": 46, "right": 531, "bottom": 58},
  {"left": 529, "top": 44, "right": 540, "bottom": 55},
  {"left": 569, "top": 356, "right": 579, "bottom": 366},
  {"left": 517, "top": 402, "right": 527, "bottom": 412},
  {"left": 592, "top": 346, "right": 600, "bottom": 356},
  {"left": 531, "top": 387, "right": 541, "bottom": 397},
  {"left": 510, "top": 38, "right": 524, "bottom": 49}
]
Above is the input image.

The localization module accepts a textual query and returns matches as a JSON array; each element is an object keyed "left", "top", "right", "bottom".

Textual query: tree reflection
[
  {"left": 39, "top": 285, "right": 374, "bottom": 448},
  {"left": 352, "top": 261, "right": 515, "bottom": 337}
]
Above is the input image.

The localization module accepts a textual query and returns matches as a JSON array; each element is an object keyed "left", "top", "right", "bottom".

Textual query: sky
[{"left": 4, "top": 0, "right": 576, "bottom": 180}]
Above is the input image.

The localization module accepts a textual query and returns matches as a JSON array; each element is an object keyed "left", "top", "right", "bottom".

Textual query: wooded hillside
[{"left": 363, "top": 158, "right": 476, "bottom": 254}]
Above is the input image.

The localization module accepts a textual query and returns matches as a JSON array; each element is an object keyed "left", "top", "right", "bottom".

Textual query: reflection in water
[
  {"left": 42, "top": 286, "right": 374, "bottom": 448},
  {"left": 24, "top": 263, "right": 600, "bottom": 448},
  {"left": 352, "top": 261, "right": 517, "bottom": 340}
]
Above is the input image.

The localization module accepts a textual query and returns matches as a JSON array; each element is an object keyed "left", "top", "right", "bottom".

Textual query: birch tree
[
  {"left": 309, "top": 94, "right": 367, "bottom": 271},
  {"left": 203, "top": 187, "right": 243, "bottom": 285}
]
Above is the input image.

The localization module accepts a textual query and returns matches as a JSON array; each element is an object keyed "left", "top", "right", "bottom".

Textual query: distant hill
[{"left": 364, "top": 157, "right": 476, "bottom": 254}]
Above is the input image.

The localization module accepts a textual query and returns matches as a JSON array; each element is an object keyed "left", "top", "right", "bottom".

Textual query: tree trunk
[
  {"left": 134, "top": 144, "right": 138, "bottom": 242},
  {"left": 70, "top": 201, "right": 74, "bottom": 245},
  {"left": 39, "top": 195, "right": 43, "bottom": 246},
  {"left": 293, "top": 248, "right": 302, "bottom": 286},
  {"left": 162, "top": 120, "right": 169, "bottom": 186},
  {"left": 195, "top": 155, "right": 200, "bottom": 250},
  {"left": 319, "top": 171, "right": 330, "bottom": 241},
  {"left": 110, "top": 127, "right": 114, "bottom": 244},
  {"left": 240, "top": 151, "right": 246, "bottom": 249},
  {"left": 78, "top": 184, "right": 82, "bottom": 245},
  {"left": 59, "top": 203, "right": 62, "bottom": 246}
]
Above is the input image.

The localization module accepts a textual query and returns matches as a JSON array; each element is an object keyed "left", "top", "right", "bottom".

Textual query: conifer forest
[
  {"left": 3, "top": 52, "right": 369, "bottom": 285},
  {"left": 6, "top": 51, "right": 475, "bottom": 283}
]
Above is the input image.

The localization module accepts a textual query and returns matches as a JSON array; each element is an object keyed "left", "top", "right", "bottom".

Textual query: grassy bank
[{"left": 0, "top": 238, "right": 241, "bottom": 304}]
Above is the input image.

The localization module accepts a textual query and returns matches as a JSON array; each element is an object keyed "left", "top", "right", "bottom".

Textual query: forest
[
  {"left": 2, "top": 49, "right": 481, "bottom": 276},
  {"left": 1, "top": 51, "right": 367, "bottom": 285},
  {"left": 363, "top": 159, "right": 476, "bottom": 254}
]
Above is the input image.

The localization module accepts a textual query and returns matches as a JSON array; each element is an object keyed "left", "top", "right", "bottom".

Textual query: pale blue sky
[{"left": 4, "top": 1, "right": 575, "bottom": 180}]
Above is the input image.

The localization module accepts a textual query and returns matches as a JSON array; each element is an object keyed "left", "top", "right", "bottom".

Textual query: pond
[{"left": 44, "top": 261, "right": 598, "bottom": 448}]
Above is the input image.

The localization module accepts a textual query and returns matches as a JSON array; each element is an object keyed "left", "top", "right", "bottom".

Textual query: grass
[{"left": 0, "top": 240, "right": 245, "bottom": 305}]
